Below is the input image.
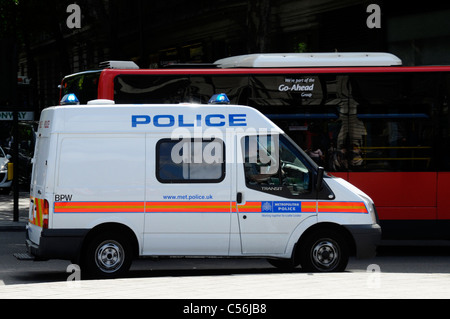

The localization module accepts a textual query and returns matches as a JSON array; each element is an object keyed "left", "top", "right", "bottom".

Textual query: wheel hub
[
  {"left": 312, "top": 240, "right": 340, "bottom": 270},
  {"left": 95, "top": 240, "right": 124, "bottom": 273}
]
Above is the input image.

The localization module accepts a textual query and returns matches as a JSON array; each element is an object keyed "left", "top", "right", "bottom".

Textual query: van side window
[
  {"left": 156, "top": 138, "right": 225, "bottom": 183},
  {"left": 242, "top": 135, "right": 311, "bottom": 197}
]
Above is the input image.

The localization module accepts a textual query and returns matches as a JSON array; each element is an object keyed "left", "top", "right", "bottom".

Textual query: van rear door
[
  {"left": 28, "top": 108, "right": 54, "bottom": 245},
  {"left": 28, "top": 134, "right": 51, "bottom": 244}
]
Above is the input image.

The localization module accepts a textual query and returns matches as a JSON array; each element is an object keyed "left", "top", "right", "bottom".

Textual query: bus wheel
[
  {"left": 299, "top": 229, "right": 349, "bottom": 272},
  {"left": 83, "top": 233, "right": 132, "bottom": 279}
]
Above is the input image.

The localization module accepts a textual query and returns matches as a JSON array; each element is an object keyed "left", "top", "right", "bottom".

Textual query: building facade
[{"left": 15, "top": 0, "right": 450, "bottom": 110}]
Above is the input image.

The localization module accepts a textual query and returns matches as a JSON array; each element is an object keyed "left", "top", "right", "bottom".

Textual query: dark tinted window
[
  {"left": 156, "top": 138, "right": 225, "bottom": 183},
  {"left": 242, "top": 134, "right": 312, "bottom": 198},
  {"left": 189, "top": 75, "right": 249, "bottom": 104},
  {"left": 436, "top": 73, "right": 450, "bottom": 171},
  {"left": 115, "top": 75, "right": 190, "bottom": 104},
  {"left": 61, "top": 71, "right": 101, "bottom": 104},
  {"left": 114, "top": 74, "right": 248, "bottom": 104},
  {"left": 248, "top": 74, "right": 340, "bottom": 172},
  {"left": 250, "top": 73, "right": 439, "bottom": 172},
  {"left": 348, "top": 73, "right": 437, "bottom": 172}
]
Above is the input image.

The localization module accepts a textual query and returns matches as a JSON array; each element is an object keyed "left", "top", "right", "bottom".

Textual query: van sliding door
[{"left": 143, "top": 136, "right": 232, "bottom": 256}]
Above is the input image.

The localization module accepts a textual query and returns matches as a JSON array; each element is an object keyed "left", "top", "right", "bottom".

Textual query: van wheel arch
[
  {"left": 267, "top": 223, "right": 355, "bottom": 272},
  {"left": 297, "top": 223, "right": 356, "bottom": 256},
  {"left": 78, "top": 223, "right": 139, "bottom": 278},
  {"left": 294, "top": 222, "right": 356, "bottom": 272}
]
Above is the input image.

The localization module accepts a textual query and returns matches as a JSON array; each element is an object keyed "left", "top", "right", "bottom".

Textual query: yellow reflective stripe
[{"left": 30, "top": 197, "right": 45, "bottom": 227}]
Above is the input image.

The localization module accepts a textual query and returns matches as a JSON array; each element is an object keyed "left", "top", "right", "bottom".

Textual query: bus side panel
[
  {"left": 348, "top": 172, "right": 437, "bottom": 220},
  {"left": 330, "top": 172, "right": 348, "bottom": 180},
  {"left": 437, "top": 172, "right": 450, "bottom": 220}
]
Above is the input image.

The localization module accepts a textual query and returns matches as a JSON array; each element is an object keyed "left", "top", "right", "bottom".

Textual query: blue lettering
[
  {"left": 131, "top": 113, "right": 247, "bottom": 127},
  {"left": 205, "top": 114, "right": 225, "bottom": 127},
  {"left": 179, "top": 114, "right": 194, "bottom": 127},
  {"left": 154, "top": 115, "right": 175, "bottom": 127},
  {"left": 229, "top": 114, "right": 247, "bottom": 126},
  {"left": 132, "top": 115, "right": 150, "bottom": 127}
]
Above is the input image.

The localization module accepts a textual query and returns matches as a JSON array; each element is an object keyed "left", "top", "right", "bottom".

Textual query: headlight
[{"left": 0, "top": 163, "right": 7, "bottom": 171}]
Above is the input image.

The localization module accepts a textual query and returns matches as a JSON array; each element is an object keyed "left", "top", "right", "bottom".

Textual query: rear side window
[
  {"left": 31, "top": 136, "right": 50, "bottom": 188},
  {"left": 156, "top": 138, "right": 225, "bottom": 183}
]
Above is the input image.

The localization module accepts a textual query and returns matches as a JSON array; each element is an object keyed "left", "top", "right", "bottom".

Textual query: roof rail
[
  {"left": 99, "top": 61, "right": 140, "bottom": 69},
  {"left": 214, "top": 52, "right": 402, "bottom": 68}
]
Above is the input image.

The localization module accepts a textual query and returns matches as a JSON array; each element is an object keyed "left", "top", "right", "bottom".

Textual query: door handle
[{"left": 236, "top": 192, "right": 243, "bottom": 204}]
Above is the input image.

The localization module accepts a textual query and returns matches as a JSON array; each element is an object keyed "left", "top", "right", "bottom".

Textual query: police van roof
[
  {"left": 41, "top": 103, "right": 283, "bottom": 135},
  {"left": 214, "top": 52, "right": 402, "bottom": 68}
]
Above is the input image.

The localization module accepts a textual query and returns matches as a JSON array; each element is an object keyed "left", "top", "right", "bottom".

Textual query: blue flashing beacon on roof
[
  {"left": 60, "top": 93, "right": 80, "bottom": 105},
  {"left": 208, "top": 93, "right": 230, "bottom": 104}
]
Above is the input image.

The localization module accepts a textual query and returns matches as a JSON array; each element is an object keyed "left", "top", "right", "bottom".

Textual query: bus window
[
  {"left": 189, "top": 75, "right": 249, "bottom": 105},
  {"left": 248, "top": 74, "right": 341, "bottom": 172},
  {"left": 248, "top": 75, "right": 324, "bottom": 114},
  {"left": 114, "top": 74, "right": 248, "bottom": 105},
  {"left": 437, "top": 73, "right": 450, "bottom": 171},
  {"left": 61, "top": 70, "right": 101, "bottom": 105},
  {"left": 114, "top": 74, "right": 190, "bottom": 104},
  {"left": 349, "top": 73, "right": 436, "bottom": 172}
]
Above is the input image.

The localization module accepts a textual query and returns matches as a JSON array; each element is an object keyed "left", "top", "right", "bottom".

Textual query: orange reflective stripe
[
  {"left": 31, "top": 197, "right": 44, "bottom": 227},
  {"left": 301, "top": 202, "right": 317, "bottom": 213},
  {"left": 54, "top": 202, "right": 145, "bottom": 213},
  {"left": 37, "top": 198, "right": 43, "bottom": 226},
  {"left": 146, "top": 201, "right": 230, "bottom": 213},
  {"left": 50, "top": 200, "right": 367, "bottom": 215},
  {"left": 235, "top": 201, "right": 261, "bottom": 213},
  {"left": 318, "top": 201, "right": 367, "bottom": 213},
  {"left": 54, "top": 201, "right": 234, "bottom": 213}
]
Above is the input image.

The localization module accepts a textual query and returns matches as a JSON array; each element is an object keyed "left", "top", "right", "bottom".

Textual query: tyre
[
  {"left": 298, "top": 229, "right": 349, "bottom": 272},
  {"left": 82, "top": 232, "right": 133, "bottom": 279}
]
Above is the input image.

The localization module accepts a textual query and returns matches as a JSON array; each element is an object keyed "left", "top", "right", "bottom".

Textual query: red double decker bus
[{"left": 60, "top": 53, "right": 450, "bottom": 241}]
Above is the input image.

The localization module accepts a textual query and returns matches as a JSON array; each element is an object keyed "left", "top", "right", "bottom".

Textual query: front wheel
[
  {"left": 298, "top": 229, "right": 349, "bottom": 272},
  {"left": 82, "top": 233, "right": 133, "bottom": 279}
]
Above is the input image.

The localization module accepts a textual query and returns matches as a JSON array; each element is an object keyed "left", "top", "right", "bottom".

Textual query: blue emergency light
[
  {"left": 208, "top": 93, "right": 230, "bottom": 104},
  {"left": 60, "top": 93, "right": 80, "bottom": 105}
]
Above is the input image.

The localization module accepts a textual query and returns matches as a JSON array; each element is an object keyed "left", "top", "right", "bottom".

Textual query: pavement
[
  {"left": 0, "top": 192, "right": 29, "bottom": 231},
  {"left": 1, "top": 192, "right": 450, "bottom": 300},
  {"left": 1, "top": 269, "right": 450, "bottom": 299}
]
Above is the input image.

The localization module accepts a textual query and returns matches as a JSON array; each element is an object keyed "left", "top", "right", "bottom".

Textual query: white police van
[{"left": 26, "top": 94, "right": 381, "bottom": 278}]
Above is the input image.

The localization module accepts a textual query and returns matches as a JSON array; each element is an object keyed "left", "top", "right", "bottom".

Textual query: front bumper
[{"left": 345, "top": 224, "right": 382, "bottom": 259}]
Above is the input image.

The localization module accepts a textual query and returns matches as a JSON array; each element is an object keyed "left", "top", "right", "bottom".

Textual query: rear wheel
[
  {"left": 299, "top": 229, "right": 349, "bottom": 272},
  {"left": 82, "top": 232, "right": 133, "bottom": 279}
]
